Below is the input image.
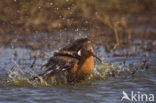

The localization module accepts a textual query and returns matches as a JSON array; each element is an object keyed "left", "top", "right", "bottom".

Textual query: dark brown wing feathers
[{"left": 31, "top": 38, "right": 89, "bottom": 81}]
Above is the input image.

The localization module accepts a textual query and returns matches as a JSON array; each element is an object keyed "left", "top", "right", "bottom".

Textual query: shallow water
[{"left": 0, "top": 46, "right": 156, "bottom": 103}]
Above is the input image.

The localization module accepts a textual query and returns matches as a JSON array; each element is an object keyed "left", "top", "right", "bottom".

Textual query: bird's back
[{"left": 34, "top": 38, "right": 95, "bottom": 83}]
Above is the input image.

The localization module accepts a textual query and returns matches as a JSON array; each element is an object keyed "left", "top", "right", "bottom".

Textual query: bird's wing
[{"left": 39, "top": 55, "right": 79, "bottom": 79}]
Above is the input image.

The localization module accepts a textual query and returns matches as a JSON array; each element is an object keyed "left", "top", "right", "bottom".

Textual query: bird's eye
[{"left": 78, "top": 49, "right": 81, "bottom": 56}]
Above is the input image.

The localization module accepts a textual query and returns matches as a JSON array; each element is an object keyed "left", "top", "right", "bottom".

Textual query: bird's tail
[{"left": 29, "top": 66, "right": 61, "bottom": 82}]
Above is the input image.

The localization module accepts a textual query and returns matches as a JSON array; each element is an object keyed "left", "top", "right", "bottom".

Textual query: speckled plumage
[{"left": 37, "top": 38, "right": 100, "bottom": 82}]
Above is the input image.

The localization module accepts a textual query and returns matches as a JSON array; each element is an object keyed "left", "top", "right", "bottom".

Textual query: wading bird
[{"left": 33, "top": 38, "right": 101, "bottom": 83}]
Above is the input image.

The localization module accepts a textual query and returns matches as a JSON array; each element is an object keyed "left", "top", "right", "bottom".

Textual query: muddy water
[{"left": 0, "top": 44, "right": 155, "bottom": 103}]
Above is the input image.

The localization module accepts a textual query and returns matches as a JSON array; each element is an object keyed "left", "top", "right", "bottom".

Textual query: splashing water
[
  {"left": 7, "top": 58, "right": 148, "bottom": 87},
  {"left": 8, "top": 69, "right": 56, "bottom": 87}
]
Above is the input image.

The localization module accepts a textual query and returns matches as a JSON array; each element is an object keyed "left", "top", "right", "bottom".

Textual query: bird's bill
[
  {"left": 91, "top": 52, "right": 102, "bottom": 62},
  {"left": 84, "top": 48, "right": 102, "bottom": 62}
]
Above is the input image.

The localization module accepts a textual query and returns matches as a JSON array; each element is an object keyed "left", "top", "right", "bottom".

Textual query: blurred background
[
  {"left": 0, "top": 0, "right": 155, "bottom": 73},
  {"left": 0, "top": 0, "right": 156, "bottom": 52},
  {"left": 0, "top": 0, "right": 156, "bottom": 33}
]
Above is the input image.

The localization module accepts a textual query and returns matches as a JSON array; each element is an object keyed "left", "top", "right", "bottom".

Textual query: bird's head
[
  {"left": 77, "top": 38, "right": 101, "bottom": 62},
  {"left": 60, "top": 38, "right": 101, "bottom": 62}
]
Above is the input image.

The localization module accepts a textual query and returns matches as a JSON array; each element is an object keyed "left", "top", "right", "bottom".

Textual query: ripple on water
[{"left": 0, "top": 47, "right": 156, "bottom": 103}]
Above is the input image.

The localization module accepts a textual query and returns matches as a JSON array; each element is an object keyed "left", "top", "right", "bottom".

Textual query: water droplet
[
  {"left": 85, "top": 21, "right": 88, "bottom": 24},
  {"left": 75, "top": 28, "right": 79, "bottom": 32},
  {"left": 50, "top": 2, "right": 53, "bottom": 5},
  {"left": 62, "top": 17, "right": 65, "bottom": 20},
  {"left": 78, "top": 33, "right": 82, "bottom": 37},
  {"left": 95, "top": 12, "right": 98, "bottom": 15}
]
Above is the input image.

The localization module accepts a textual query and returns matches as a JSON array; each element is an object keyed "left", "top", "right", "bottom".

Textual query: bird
[{"left": 32, "top": 38, "right": 101, "bottom": 83}]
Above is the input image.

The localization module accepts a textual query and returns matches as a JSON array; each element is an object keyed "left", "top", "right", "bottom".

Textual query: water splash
[
  {"left": 8, "top": 69, "right": 57, "bottom": 86},
  {"left": 92, "top": 58, "right": 148, "bottom": 80},
  {"left": 91, "top": 62, "right": 116, "bottom": 80},
  {"left": 7, "top": 58, "right": 148, "bottom": 87}
]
